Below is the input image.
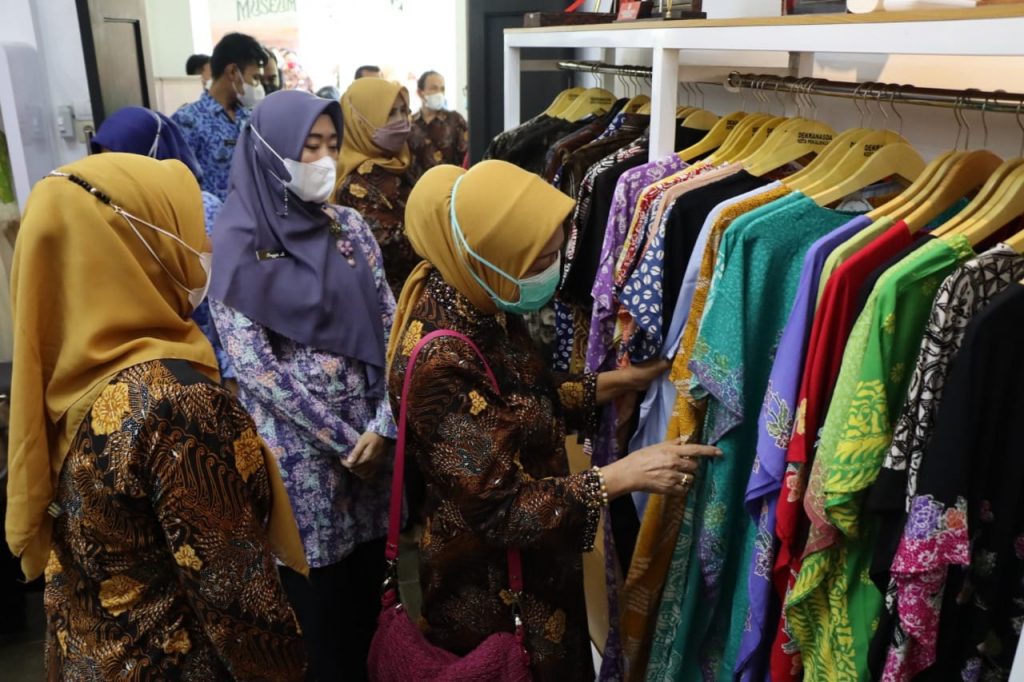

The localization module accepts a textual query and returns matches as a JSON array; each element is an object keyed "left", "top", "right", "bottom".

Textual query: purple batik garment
[
  {"left": 584, "top": 154, "right": 687, "bottom": 374},
  {"left": 735, "top": 215, "right": 872, "bottom": 681},
  {"left": 210, "top": 206, "right": 398, "bottom": 569}
]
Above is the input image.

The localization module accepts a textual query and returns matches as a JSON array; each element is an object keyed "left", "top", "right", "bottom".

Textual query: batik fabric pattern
[
  {"left": 784, "top": 236, "right": 974, "bottom": 682},
  {"left": 335, "top": 161, "right": 417, "bottom": 298},
  {"left": 210, "top": 205, "right": 397, "bottom": 569},
  {"left": 389, "top": 271, "right": 602, "bottom": 682},
  {"left": 878, "top": 245, "right": 1024, "bottom": 681},
  {"left": 44, "top": 360, "right": 306, "bottom": 682}
]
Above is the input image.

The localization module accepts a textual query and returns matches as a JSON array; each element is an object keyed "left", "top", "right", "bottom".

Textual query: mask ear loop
[
  {"left": 49, "top": 169, "right": 202, "bottom": 296},
  {"left": 147, "top": 111, "right": 163, "bottom": 158},
  {"left": 249, "top": 123, "right": 290, "bottom": 216},
  {"left": 448, "top": 175, "right": 522, "bottom": 307}
]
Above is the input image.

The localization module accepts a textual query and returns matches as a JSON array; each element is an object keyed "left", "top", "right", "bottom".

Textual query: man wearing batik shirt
[
  {"left": 173, "top": 32, "right": 265, "bottom": 201},
  {"left": 408, "top": 70, "right": 468, "bottom": 179}
]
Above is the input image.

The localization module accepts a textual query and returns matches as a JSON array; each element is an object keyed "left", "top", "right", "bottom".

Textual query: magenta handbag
[{"left": 368, "top": 329, "right": 533, "bottom": 682}]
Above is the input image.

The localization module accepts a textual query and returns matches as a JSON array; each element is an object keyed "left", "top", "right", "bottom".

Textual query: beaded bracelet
[{"left": 587, "top": 466, "right": 610, "bottom": 508}]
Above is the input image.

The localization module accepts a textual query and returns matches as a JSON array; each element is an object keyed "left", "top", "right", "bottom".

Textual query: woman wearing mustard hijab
[
  {"left": 385, "top": 161, "right": 721, "bottom": 681},
  {"left": 7, "top": 153, "right": 307, "bottom": 680},
  {"left": 333, "top": 77, "right": 418, "bottom": 298}
]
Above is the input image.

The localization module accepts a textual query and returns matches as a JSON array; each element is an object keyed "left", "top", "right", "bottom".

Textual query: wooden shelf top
[{"left": 506, "top": 4, "right": 1024, "bottom": 34}]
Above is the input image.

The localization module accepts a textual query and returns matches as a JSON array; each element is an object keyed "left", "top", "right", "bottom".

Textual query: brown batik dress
[
  {"left": 388, "top": 271, "right": 605, "bottom": 682},
  {"left": 44, "top": 360, "right": 306, "bottom": 681},
  {"left": 334, "top": 160, "right": 417, "bottom": 299}
]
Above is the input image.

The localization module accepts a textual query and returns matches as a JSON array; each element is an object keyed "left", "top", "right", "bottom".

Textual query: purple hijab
[
  {"left": 91, "top": 106, "right": 204, "bottom": 181},
  {"left": 209, "top": 90, "right": 386, "bottom": 393}
]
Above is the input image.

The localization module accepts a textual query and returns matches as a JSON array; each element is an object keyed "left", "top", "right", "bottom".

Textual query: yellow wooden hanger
[
  {"left": 623, "top": 94, "right": 651, "bottom": 115},
  {"left": 543, "top": 87, "right": 585, "bottom": 118},
  {"left": 929, "top": 156, "right": 1021, "bottom": 237},
  {"left": 725, "top": 115, "right": 788, "bottom": 165},
  {"left": 945, "top": 162, "right": 1024, "bottom": 246},
  {"left": 677, "top": 105, "right": 698, "bottom": 118},
  {"left": 681, "top": 109, "right": 719, "bottom": 132},
  {"left": 901, "top": 150, "right": 1004, "bottom": 234},
  {"left": 783, "top": 128, "right": 869, "bottom": 187},
  {"left": 865, "top": 150, "right": 960, "bottom": 221},
  {"left": 793, "top": 130, "right": 911, "bottom": 195},
  {"left": 742, "top": 117, "right": 837, "bottom": 178},
  {"left": 559, "top": 88, "right": 617, "bottom": 122},
  {"left": 810, "top": 143, "right": 925, "bottom": 207},
  {"left": 706, "top": 113, "right": 772, "bottom": 165},
  {"left": 1003, "top": 223, "right": 1024, "bottom": 254},
  {"left": 676, "top": 111, "right": 748, "bottom": 163}
]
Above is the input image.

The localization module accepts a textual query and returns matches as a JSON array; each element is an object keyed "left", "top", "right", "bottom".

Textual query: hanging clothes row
[{"left": 484, "top": 69, "right": 1024, "bottom": 682}]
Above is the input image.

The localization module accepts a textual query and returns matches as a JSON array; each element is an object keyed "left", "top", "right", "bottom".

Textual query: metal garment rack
[{"left": 556, "top": 60, "right": 1024, "bottom": 114}]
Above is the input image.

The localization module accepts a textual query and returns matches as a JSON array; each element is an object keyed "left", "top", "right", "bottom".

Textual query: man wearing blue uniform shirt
[{"left": 173, "top": 33, "right": 266, "bottom": 201}]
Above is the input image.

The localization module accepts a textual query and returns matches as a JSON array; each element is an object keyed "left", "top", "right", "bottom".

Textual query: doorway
[{"left": 75, "top": 0, "right": 156, "bottom": 127}]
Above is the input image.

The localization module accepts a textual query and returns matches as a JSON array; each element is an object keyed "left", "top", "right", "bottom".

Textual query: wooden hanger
[
  {"left": 676, "top": 105, "right": 698, "bottom": 118},
  {"left": 676, "top": 111, "right": 748, "bottom": 163},
  {"left": 793, "top": 130, "right": 911, "bottom": 195},
  {"left": 865, "top": 150, "right": 960, "bottom": 221},
  {"left": 1003, "top": 224, "right": 1024, "bottom": 254},
  {"left": 725, "top": 115, "right": 788, "bottom": 164},
  {"left": 623, "top": 94, "right": 651, "bottom": 115},
  {"left": 928, "top": 155, "right": 1019, "bottom": 236},
  {"left": 901, "top": 149, "right": 1003, "bottom": 232},
  {"left": 743, "top": 117, "right": 837, "bottom": 178},
  {"left": 543, "top": 87, "right": 584, "bottom": 118},
  {"left": 784, "top": 128, "right": 870, "bottom": 186},
  {"left": 947, "top": 162, "right": 1024, "bottom": 246},
  {"left": 681, "top": 109, "right": 719, "bottom": 131},
  {"left": 788, "top": 129, "right": 906, "bottom": 192},
  {"left": 810, "top": 143, "right": 925, "bottom": 207},
  {"left": 559, "top": 88, "right": 617, "bottom": 122},
  {"left": 706, "top": 113, "right": 772, "bottom": 165}
]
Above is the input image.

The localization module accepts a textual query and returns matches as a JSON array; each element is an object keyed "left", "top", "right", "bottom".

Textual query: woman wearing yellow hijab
[
  {"left": 333, "top": 77, "right": 418, "bottom": 298},
  {"left": 7, "top": 153, "right": 307, "bottom": 680},
  {"left": 384, "top": 161, "right": 720, "bottom": 681}
]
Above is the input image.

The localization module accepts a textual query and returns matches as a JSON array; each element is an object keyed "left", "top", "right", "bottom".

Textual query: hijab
[
  {"left": 8, "top": 154, "right": 307, "bottom": 580},
  {"left": 209, "top": 90, "right": 387, "bottom": 393},
  {"left": 91, "top": 106, "right": 204, "bottom": 181},
  {"left": 336, "top": 78, "right": 411, "bottom": 181},
  {"left": 387, "top": 160, "right": 575, "bottom": 366}
]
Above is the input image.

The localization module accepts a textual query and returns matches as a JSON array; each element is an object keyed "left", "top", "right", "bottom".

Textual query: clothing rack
[
  {"left": 725, "top": 72, "right": 1024, "bottom": 115},
  {"left": 556, "top": 60, "right": 1024, "bottom": 115},
  {"left": 556, "top": 60, "right": 654, "bottom": 79}
]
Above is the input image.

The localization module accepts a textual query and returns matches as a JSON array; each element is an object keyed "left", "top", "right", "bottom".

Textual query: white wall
[{"left": 0, "top": 0, "right": 90, "bottom": 168}]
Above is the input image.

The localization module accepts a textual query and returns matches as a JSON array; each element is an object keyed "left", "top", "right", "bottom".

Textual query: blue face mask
[{"left": 449, "top": 176, "right": 561, "bottom": 314}]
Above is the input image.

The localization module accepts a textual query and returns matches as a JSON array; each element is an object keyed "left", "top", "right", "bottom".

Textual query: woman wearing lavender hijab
[{"left": 209, "top": 90, "right": 396, "bottom": 681}]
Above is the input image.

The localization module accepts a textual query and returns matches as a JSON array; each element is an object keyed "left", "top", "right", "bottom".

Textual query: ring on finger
[{"left": 680, "top": 473, "right": 694, "bottom": 488}]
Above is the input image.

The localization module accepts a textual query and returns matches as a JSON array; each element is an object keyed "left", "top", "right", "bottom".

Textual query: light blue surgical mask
[{"left": 449, "top": 176, "right": 560, "bottom": 314}]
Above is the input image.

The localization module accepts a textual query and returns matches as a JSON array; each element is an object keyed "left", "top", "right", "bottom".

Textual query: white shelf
[{"left": 503, "top": 6, "right": 1024, "bottom": 160}]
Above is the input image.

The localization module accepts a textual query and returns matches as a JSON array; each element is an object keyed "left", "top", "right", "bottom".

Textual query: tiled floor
[{"left": 0, "top": 595, "right": 45, "bottom": 682}]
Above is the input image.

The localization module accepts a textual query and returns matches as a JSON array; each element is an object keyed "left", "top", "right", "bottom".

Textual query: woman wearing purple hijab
[{"left": 208, "top": 90, "right": 397, "bottom": 682}]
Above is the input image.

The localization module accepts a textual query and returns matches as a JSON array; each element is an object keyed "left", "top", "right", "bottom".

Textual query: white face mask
[
  {"left": 424, "top": 92, "right": 446, "bottom": 111},
  {"left": 203, "top": 78, "right": 213, "bottom": 91},
  {"left": 116, "top": 208, "right": 212, "bottom": 309},
  {"left": 236, "top": 71, "right": 265, "bottom": 108},
  {"left": 251, "top": 125, "right": 337, "bottom": 205}
]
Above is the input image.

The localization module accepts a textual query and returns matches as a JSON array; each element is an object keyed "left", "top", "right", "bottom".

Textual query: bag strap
[{"left": 384, "top": 328, "right": 524, "bottom": 605}]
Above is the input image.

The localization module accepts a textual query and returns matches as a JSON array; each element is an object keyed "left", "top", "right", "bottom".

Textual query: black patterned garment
[
  {"left": 408, "top": 109, "right": 468, "bottom": 180},
  {"left": 45, "top": 360, "right": 306, "bottom": 681},
  {"left": 866, "top": 244, "right": 1024, "bottom": 677},
  {"left": 388, "top": 271, "right": 603, "bottom": 682},
  {"left": 884, "top": 283, "right": 1024, "bottom": 681}
]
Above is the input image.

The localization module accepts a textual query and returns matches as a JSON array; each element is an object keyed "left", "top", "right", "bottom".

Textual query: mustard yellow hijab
[
  {"left": 7, "top": 153, "right": 306, "bottom": 579},
  {"left": 387, "top": 160, "right": 575, "bottom": 367},
  {"left": 336, "top": 78, "right": 412, "bottom": 182}
]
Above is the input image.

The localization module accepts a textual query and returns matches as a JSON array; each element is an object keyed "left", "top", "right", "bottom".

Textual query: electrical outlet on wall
[{"left": 56, "top": 105, "right": 75, "bottom": 140}]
